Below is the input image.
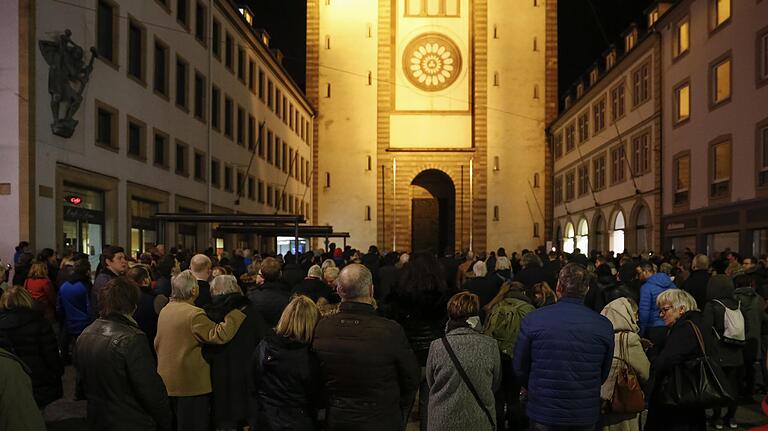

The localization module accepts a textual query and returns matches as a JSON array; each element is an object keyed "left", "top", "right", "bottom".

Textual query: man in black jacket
[
  {"left": 313, "top": 264, "right": 419, "bottom": 431},
  {"left": 190, "top": 254, "right": 213, "bottom": 308},
  {"left": 75, "top": 277, "right": 171, "bottom": 431},
  {"left": 682, "top": 254, "right": 710, "bottom": 309},
  {"left": 91, "top": 246, "right": 128, "bottom": 317},
  {"left": 247, "top": 257, "right": 290, "bottom": 327}
]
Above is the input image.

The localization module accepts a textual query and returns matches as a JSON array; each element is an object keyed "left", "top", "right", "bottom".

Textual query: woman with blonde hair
[
  {"left": 253, "top": 295, "right": 322, "bottom": 430},
  {"left": 24, "top": 261, "right": 56, "bottom": 321}
]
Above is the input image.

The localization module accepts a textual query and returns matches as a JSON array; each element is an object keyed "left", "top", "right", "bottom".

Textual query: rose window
[{"left": 403, "top": 34, "right": 462, "bottom": 92}]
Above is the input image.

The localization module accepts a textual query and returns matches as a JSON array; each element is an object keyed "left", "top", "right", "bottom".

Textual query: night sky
[{"left": 249, "top": 0, "right": 654, "bottom": 102}]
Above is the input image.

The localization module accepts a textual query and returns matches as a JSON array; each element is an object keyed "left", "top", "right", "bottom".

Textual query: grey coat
[{"left": 426, "top": 326, "right": 501, "bottom": 431}]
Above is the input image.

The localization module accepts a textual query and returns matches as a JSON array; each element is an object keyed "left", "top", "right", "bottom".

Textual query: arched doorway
[
  {"left": 610, "top": 210, "right": 626, "bottom": 254},
  {"left": 563, "top": 222, "right": 575, "bottom": 253},
  {"left": 635, "top": 205, "right": 651, "bottom": 254},
  {"left": 576, "top": 218, "right": 589, "bottom": 253},
  {"left": 411, "top": 169, "right": 455, "bottom": 253}
]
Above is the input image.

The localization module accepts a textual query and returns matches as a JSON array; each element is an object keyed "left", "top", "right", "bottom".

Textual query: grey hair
[
  {"left": 321, "top": 259, "right": 336, "bottom": 272},
  {"left": 495, "top": 256, "right": 511, "bottom": 271},
  {"left": 466, "top": 250, "right": 475, "bottom": 260},
  {"left": 557, "top": 263, "right": 590, "bottom": 299},
  {"left": 656, "top": 288, "right": 698, "bottom": 312},
  {"left": 692, "top": 254, "right": 710, "bottom": 271},
  {"left": 323, "top": 266, "right": 340, "bottom": 281},
  {"left": 210, "top": 275, "right": 241, "bottom": 297},
  {"left": 473, "top": 260, "right": 487, "bottom": 277},
  {"left": 337, "top": 264, "right": 372, "bottom": 300},
  {"left": 522, "top": 252, "right": 543, "bottom": 268},
  {"left": 171, "top": 270, "right": 198, "bottom": 300},
  {"left": 307, "top": 264, "right": 323, "bottom": 279},
  {"left": 659, "top": 262, "right": 673, "bottom": 276}
]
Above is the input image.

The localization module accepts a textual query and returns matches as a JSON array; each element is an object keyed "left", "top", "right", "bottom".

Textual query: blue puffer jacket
[
  {"left": 638, "top": 273, "right": 676, "bottom": 335},
  {"left": 513, "top": 297, "right": 613, "bottom": 427},
  {"left": 58, "top": 280, "right": 92, "bottom": 336}
]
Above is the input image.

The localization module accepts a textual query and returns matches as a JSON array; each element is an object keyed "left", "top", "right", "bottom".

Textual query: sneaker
[
  {"left": 726, "top": 420, "right": 738, "bottom": 429},
  {"left": 713, "top": 420, "right": 724, "bottom": 430}
]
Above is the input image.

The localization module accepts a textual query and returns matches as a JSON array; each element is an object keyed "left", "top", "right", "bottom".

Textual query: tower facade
[{"left": 308, "top": 0, "right": 557, "bottom": 253}]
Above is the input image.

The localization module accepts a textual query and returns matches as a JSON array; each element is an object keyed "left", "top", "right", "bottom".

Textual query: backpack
[
  {"left": 484, "top": 298, "right": 534, "bottom": 359},
  {"left": 711, "top": 299, "right": 746, "bottom": 345}
]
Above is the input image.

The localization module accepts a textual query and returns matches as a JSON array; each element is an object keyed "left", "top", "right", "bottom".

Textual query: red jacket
[{"left": 23, "top": 278, "right": 56, "bottom": 321}]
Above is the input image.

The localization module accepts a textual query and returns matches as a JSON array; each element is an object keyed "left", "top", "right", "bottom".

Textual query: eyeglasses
[{"left": 659, "top": 305, "right": 674, "bottom": 316}]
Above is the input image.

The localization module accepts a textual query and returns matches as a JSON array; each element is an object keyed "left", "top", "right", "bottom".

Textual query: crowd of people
[{"left": 1, "top": 240, "right": 768, "bottom": 431}]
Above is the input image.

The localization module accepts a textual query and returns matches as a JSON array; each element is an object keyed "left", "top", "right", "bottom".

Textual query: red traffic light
[{"left": 66, "top": 195, "right": 82, "bottom": 205}]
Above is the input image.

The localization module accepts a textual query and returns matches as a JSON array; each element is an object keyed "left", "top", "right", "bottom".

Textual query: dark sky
[{"left": 250, "top": 0, "right": 653, "bottom": 100}]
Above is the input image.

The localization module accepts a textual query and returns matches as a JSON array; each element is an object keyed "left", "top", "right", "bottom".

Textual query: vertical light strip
[
  {"left": 392, "top": 158, "right": 397, "bottom": 251},
  {"left": 469, "top": 157, "right": 473, "bottom": 251}
]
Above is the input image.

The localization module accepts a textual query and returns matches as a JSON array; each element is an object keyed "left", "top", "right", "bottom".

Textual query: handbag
[
  {"left": 610, "top": 332, "right": 645, "bottom": 414},
  {"left": 658, "top": 320, "right": 735, "bottom": 408},
  {"left": 441, "top": 336, "right": 495, "bottom": 428}
]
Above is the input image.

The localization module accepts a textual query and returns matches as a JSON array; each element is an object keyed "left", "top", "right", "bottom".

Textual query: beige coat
[
  {"left": 155, "top": 299, "right": 245, "bottom": 396},
  {"left": 600, "top": 297, "right": 651, "bottom": 431}
]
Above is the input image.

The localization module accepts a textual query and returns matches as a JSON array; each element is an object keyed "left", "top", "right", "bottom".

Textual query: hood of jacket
[
  {"left": 734, "top": 286, "right": 758, "bottom": 298},
  {"left": 204, "top": 293, "right": 250, "bottom": 323},
  {"left": 644, "top": 273, "right": 675, "bottom": 290},
  {"left": 707, "top": 274, "right": 735, "bottom": 301},
  {"left": 600, "top": 297, "right": 639, "bottom": 333}
]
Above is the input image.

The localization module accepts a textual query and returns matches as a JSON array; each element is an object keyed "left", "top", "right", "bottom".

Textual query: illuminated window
[
  {"left": 674, "top": 82, "right": 690, "bottom": 123},
  {"left": 711, "top": 140, "right": 731, "bottom": 198},
  {"left": 674, "top": 154, "right": 690, "bottom": 205},
  {"left": 405, "top": 0, "right": 460, "bottom": 17},
  {"left": 711, "top": 57, "right": 731, "bottom": 106},
  {"left": 674, "top": 19, "right": 689, "bottom": 57},
  {"left": 711, "top": 0, "right": 731, "bottom": 30}
]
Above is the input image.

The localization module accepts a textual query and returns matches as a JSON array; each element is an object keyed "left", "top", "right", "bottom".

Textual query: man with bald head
[
  {"left": 313, "top": 264, "right": 419, "bottom": 431},
  {"left": 190, "top": 254, "right": 213, "bottom": 308}
]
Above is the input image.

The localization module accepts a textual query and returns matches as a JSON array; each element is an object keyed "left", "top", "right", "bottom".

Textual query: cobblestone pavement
[{"left": 46, "top": 366, "right": 767, "bottom": 430}]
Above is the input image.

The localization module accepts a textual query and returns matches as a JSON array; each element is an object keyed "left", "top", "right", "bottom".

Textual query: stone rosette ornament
[{"left": 403, "top": 33, "right": 462, "bottom": 92}]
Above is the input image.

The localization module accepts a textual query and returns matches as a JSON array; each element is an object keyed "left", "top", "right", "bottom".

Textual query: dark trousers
[
  {"left": 711, "top": 366, "right": 743, "bottom": 422},
  {"left": 404, "top": 367, "right": 427, "bottom": 431},
  {"left": 495, "top": 356, "right": 524, "bottom": 431},
  {"left": 528, "top": 422, "right": 594, "bottom": 431},
  {"left": 171, "top": 394, "right": 211, "bottom": 431}
]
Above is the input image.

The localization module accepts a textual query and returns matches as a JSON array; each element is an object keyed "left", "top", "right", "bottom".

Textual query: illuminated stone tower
[{"left": 307, "top": 0, "right": 557, "bottom": 253}]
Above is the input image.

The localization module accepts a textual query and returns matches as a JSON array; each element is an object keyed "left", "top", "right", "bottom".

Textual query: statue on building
[{"left": 39, "top": 30, "right": 97, "bottom": 138}]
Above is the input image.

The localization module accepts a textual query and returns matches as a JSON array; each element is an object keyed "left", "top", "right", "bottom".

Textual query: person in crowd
[
  {"left": 515, "top": 252, "right": 548, "bottom": 295},
  {"left": 376, "top": 252, "right": 401, "bottom": 301},
  {"left": 154, "top": 254, "right": 178, "bottom": 297},
  {"left": 483, "top": 281, "right": 534, "bottom": 430},
  {"left": 439, "top": 250, "right": 460, "bottom": 293},
  {"left": 248, "top": 257, "right": 291, "bottom": 327},
  {"left": 58, "top": 257, "right": 92, "bottom": 363},
  {"left": 313, "top": 264, "right": 419, "bottom": 431},
  {"left": 23, "top": 260, "right": 57, "bottom": 322},
  {"left": 426, "top": 291, "right": 501, "bottom": 431},
  {"left": 282, "top": 253, "right": 306, "bottom": 289},
  {"left": 570, "top": 248, "right": 589, "bottom": 268},
  {"left": 128, "top": 265, "right": 167, "bottom": 353},
  {"left": 456, "top": 250, "right": 476, "bottom": 288},
  {"left": 645, "top": 289, "right": 714, "bottom": 431},
  {"left": 37, "top": 248, "right": 59, "bottom": 286},
  {"left": 155, "top": 270, "right": 246, "bottom": 431},
  {"left": 12, "top": 252, "right": 33, "bottom": 287},
  {"left": 292, "top": 265, "right": 332, "bottom": 302},
  {"left": 92, "top": 246, "right": 128, "bottom": 316},
  {"left": 0, "top": 286, "right": 63, "bottom": 408},
  {"left": 682, "top": 254, "right": 711, "bottom": 310},
  {"left": 702, "top": 274, "right": 745, "bottom": 429},
  {"left": 599, "top": 297, "right": 650, "bottom": 431},
  {"left": 491, "top": 256, "right": 513, "bottom": 287},
  {"left": 203, "top": 274, "right": 266, "bottom": 430},
  {"left": 531, "top": 281, "right": 557, "bottom": 308},
  {"left": 386, "top": 252, "right": 452, "bottom": 430},
  {"left": 240, "top": 258, "right": 263, "bottom": 292},
  {"left": 742, "top": 256, "right": 767, "bottom": 297},
  {"left": 513, "top": 263, "right": 614, "bottom": 430},
  {"left": 0, "top": 336, "right": 46, "bottom": 431},
  {"left": 638, "top": 263, "right": 676, "bottom": 351},
  {"left": 75, "top": 277, "right": 172, "bottom": 431},
  {"left": 323, "top": 266, "right": 340, "bottom": 289},
  {"left": 463, "top": 260, "right": 498, "bottom": 317},
  {"left": 0, "top": 262, "right": 9, "bottom": 295},
  {"left": 733, "top": 273, "right": 767, "bottom": 398},
  {"left": 189, "top": 254, "right": 213, "bottom": 308},
  {"left": 321, "top": 258, "right": 336, "bottom": 273},
  {"left": 253, "top": 295, "right": 322, "bottom": 431},
  {"left": 14, "top": 241, "right": 30, "bottom": 265}
]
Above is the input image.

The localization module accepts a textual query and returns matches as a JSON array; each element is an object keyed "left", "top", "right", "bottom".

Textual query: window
[
  {"left": 404, "top": 0, "right": 459, "bottom": 16},
  {"left": 632, "top": 132, "right": 651, "bottom": 175},
  {"left": 759, "top": 31, "right": 768, "bottom": 84},
  {"left": 282, "top": 96, "right": 288, "bottom": 123},
  {"left": 632, "top": 62, "right": 650, "bottom": 106},
  {"left": 248, "top": 115, "right": 256, "bottom": 150},
  {"left": 758, "top": 125, "right": 768, "bottom": 187},
  {"left": 237, "top": 47, "right": 245, "bottom": 81},
  {"left": 258, "top": 69, "right": 265, "bottom": 100},
  {"left": 275, "top": 137, "right": 282, "bottom": 167},
  {"left": 225, "top": 33, "right": 234, "bottom": 70},
  {"left": 96, "top": 0, "right": 117, "bottom": 64},
  {"left": 611, "top": 143, "right": 626, "bottom": 184},
  {"left": 175, "top": 56, "right": 188, "bottom": 109},
  {"left": 95, "top": 102, "right": 117, "bottom": 149},
  {"left": 224, "top": 96, "right": 233, "bottom": 138},
  {"left": 593, "top": 154, "right": 606, "bottom": 190},
  {"left": 153, "top": 130, "right": 169, "bottom": 168},
  {"left": 153, "top": 39, "right": 169, "bottom": 97},
  {"left": 565, "top": 171, "right": 575, "bottom": 202},
  {"left": 493, "top": 156, "right": 500, "bottom": 171},
  {"left": 577, "top": 164, "right": 589, "bottom": 196},
  {"left": 625, "top": 30, "right": 637, "bottom": 52},
  {"left": 177, "top": 0, "right": 189, "bottom": 28},
  {"left": 211, "top": 86, "right": 220, "bottom": 130},
  {"left": 282, "top": 192, "right": 287, "bottom": 211},
  {"left": 267, "top": 130, "right": 274, "bottom": 163},
  {"left": 577, "top": 112, "right": 589, "bottom": 143},
  {"left": 267, "top": 185, "right": 273, "bottom": 206},
  {"left": 248, "top": 60, "right": 255, "bottom": 92},
  {"left": 565, "top": 124, "right": 575, "bottom": 151},
  {"left": 554, "top": 132, "right": 563, "bottom": 159},
  {"left": 128, "top": 19, "right": 145, "bottom": 82},
  {"left": 127, "top": 117, "right": 145, "bottom": 159},
  {"left": 589, "top": 68, "right": 598, "bottom": 86},
  {"left": 674, "top": 18, "right": 690, "bottom": 58},
  {"left": 710, "top": 0, "right": 731, "bottom": 30},
  {"left": 175, "top": 141, "right": 188, "bottom": 176},
  {"left": 610, "top": 211, "right": 625, "bottom": 253},
  {"left": 194, "top": 72, "right": 205, "bottom": 120},
  {"left": 674, "top": 82, "right": 691, "bottom": 123},
  {"left": 248, "top": 176, "right": 255, "bottom": 200},
  {"left": 674, "top": 153, "right": 690, "bottom": 205},
  {"left": 610, "top": 83, "right": 625, "bottom": 121},
  {"left": 276, "top": 90, "right": 282, "bottom": 118},
  {"left": 593, "top": 98, "right": 606, "bottom": 134},
  {"left": 711, "top": 140, "right": 731, "bottom": 198},
  {"left": 224, "top": 166, "right": 233, "bottom": 192},
  {"left": 289, "top": 148, "right": 295, "bottom": 176},
  {"left": 282, "top": 142, "right": 288, "bottom": 172},
  {"left": 325, "top": 172, "right": 331, "bottom": 188},
  {"left": 534, "top": 173, "right": 541, "bottom": 189},
  {"left": 258, "top": 127, "right": 265, "bottom": 158},
  {"left": 237, "top": 106, "right": 245, "bottom": 146},
  {"left": 711, "top": 56, "right": 731, "bottom": 107},
  {"left": 267, "top": 80, "right": 274, "bottom": 109},
  {"left": 493, "top": 205, "right": 500, "bottom": 221},
  {"left": 365, "top": 206, "right": 372, "bottom": 221},
  {"left": 212, "top": 19, "right": 221, "bottom": 58},
  {"left": 306, "top": 161, "right": 311, "bottom": 185},
  {"left": 258, "top": 181, "right": 265, "bottom": 203},
  {"left": 211, "top": 159, "right": 220, "bottom": 188},
  {"left": 533, "top": 223, "right": 540, "bottom": 238},
  {"left": 194, "top": 2, "right": 206, "bottom": 44},
  {"left": 194, "top": 151, "right": 205, "bottom": 181}
]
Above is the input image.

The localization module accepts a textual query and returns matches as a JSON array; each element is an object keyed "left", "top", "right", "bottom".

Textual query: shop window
[
  {"left": 576, "top": 219, "right": 589, "bottom": 253},
  {"left": 63, "top": 183, "right": 105, "bottom": 269},
  {"left": 563, "top": 223, "right": 575, "bottom": 253},
  {"left": 707, "top": 232, "right": 739, "bottom": 255},
  {"left": 153, "top": 38, "right": 169, "bottom": 97},
  {"left": 674, "top": 153, "right": 690, "bottom": 205},
  {"left": 96, "top": 0, "right": 118, "bottom": 65},
  {"left": 131, "top": 198, "right": 159, "bottom": 257},
  {"left": 128, "top": 19, "right": 145, "bottom": 83},
  {"left": 175, "top": 56, "right": 189, "bottom": 109},
  {"left": 610, "top": 211, "right": 625, "bottom": 254}
]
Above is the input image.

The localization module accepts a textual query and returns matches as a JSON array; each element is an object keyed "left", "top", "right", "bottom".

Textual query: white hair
[
  {"left": 307, "top": 264, "right": 323, "bottom": 279},
  {"left": 321, "top": 259, "right": 336, "bottom": 272},
  {"left": 473, "top": 260, "right": 487, "bottom": 277},
  {"left": 495, "top": 256, "right": 511, "bottom": 271},
  {"left": 210, "top": 275, "right": 241, "bottom": 297},
  {"left": 656, "top": 288, "right": 698, "bottom": 313},
  {"left": 171, "top": 270, "right": 198, "bottom": 300}
]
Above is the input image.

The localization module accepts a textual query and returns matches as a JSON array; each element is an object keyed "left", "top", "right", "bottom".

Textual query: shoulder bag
[
  {"left": 610, "top": 332, "right": 645, "bottom": 414},
  {"left": 441, "top": 336, "right": 495, "bottom": 428}
]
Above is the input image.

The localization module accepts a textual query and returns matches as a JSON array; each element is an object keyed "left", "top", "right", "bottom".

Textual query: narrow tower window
[
  {"left": 325, "top": 35, "right": 331, "bottom": 49},
  {"left": 325, "top": 172, "right": 331, "bottom": 188},
  {"left": 533, "top": 84, "right": 540, "bottom": 99},
  {"left": 493, "top": 72, "right": 500, "bottom": 87},
  {"left": 367, "top": 71, "right": 372, "bottom": 86},
  {"left": 326, "top": 83, "right": 331, "bottom": 98},
  {"left": 493, "top": 156, "right": 500, "bottom": 171},
  {"left": 493, "top": 206, "right": 500, "bottom": 221},
  {"left": 367, "top": 155, "right": 372, "bottom": 171},
  {"left": 365, "top": 205, "right": 371, "bottom": 221}
]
